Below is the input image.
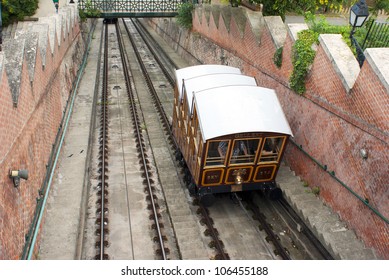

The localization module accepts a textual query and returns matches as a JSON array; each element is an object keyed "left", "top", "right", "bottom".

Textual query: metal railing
[
  {"left": 362, "top": 19, "right": 389, "bottom": 49},
  {"left": 78, "top": 0, "right": 183, "bottom": 17}
]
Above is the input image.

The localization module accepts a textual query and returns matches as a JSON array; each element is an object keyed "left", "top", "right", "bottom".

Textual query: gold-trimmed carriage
[{"left": 172, "top": 65, "right": 293, "bottom": 205}]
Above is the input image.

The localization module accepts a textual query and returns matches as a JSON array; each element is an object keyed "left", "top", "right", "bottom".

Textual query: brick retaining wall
[{"left": 0, "top": 6, "right": 90, "bottom": 259}]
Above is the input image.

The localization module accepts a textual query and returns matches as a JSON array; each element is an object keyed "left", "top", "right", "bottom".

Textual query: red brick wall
[
  {"left": 147, "top": 5, "right": 388, "bottom": 258},
  {"left": 0, "top": 17, "right": 86, "bottom": 259}
]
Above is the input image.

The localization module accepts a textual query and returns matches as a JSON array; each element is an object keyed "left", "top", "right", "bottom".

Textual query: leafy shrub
[
  {"left": 1, "top": 0, "right": 39, "bottom": 26},
  {"left": 79, "top": 0, "right": 101, "bottom": 21},
  {"left": 304, "top": 11, "right": 350, "bottom": 42},
  {"left": 248, "top": 0, "right": 316, "bottom": 20},
  {"left": 373, "top": 0, "right": 389, "bottom": 14},
  {"left": 289, "top": 12, "right": 353, "bottom": 95},
  {"left": 176, "top": 1, "right": 194, "bottom": 30},
  {"left": 290, "top": 29, "right": 318, "bottom": 94}
]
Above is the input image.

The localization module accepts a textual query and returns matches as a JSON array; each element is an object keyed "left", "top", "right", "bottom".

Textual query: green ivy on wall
[
  {"left": 289, "top": 12, "right": 352, "bottom": 95},
  {"left": 273, "top": 47, "right": 283, "bottom": 69},
  {"left": 289, "top": 29, "right": 319, "bottom": 95}
]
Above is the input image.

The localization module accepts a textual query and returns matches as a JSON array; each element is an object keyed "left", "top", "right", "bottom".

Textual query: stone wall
[
  {"left": 146, "top": 4, "right": 389, "bottom": 259},
  {"left": 0, "top": 6, "right": 90, "bottom": 259}
]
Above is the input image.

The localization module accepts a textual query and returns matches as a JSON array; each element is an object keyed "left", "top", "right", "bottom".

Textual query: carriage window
[
  {"left": 198, "top": 137, "right": 203, "bottom": 159},
  {"left": 259, "top": 137, "right": 284, "bottom": 163},
  {"left": 205, "top": 140, "right": 230, "bottom": 166},
  {"left": 230, "top": 139, "right": 260, "bottom": 164}
]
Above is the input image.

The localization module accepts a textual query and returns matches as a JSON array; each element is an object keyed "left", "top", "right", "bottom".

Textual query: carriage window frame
[
  {"left": 198, "top": 138, "right": 204, "bottom": 166},
  {"left": 258, "top": 136, "right": 286, "bottom": 164},
  {"left": 229, "top": 138, "right": 261, "bottom": 165},
  {"left": 205, "top": 140, "right": 230, "bottom": 167},
  {"left": 191, "top": 106, "right": 198, "bottom": 137}
]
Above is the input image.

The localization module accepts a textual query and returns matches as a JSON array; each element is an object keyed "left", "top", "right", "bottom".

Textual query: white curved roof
[
  {"left": 194, "top": 85, "right": 293, "bottom": 140},
  {"left": 175, "top": 65, "right": 241, "bottom": 99},
  {"left": 183, "top": 73, "right": 257, "bottom": 113}
]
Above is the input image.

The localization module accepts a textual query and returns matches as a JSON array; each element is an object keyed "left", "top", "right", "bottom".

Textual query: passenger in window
[
  {"left": 230, "top": 141, "right": 249, "bottom": 164},
  {"left": 232, "top": 141, "right": 248, "bottom": 157},
  {"left": 264, "top": 138, "right": 274, "bottom": 151},
  {"left": 218, "top": 141, "right": 228, "bottom": 158},
  {"left": 218, "top": 140, "right": 248, "bottom": 158},
  {"left": 261, "top": 147, "right": 273, "bottom": 155},
  {"left": 260, "top": 138, "right": 280, "bottom": 162}
]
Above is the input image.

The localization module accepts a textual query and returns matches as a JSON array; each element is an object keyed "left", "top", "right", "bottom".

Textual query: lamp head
[
  {"left": 349, "top": 0, "right": 369, "bottom": 28},
  {"left": 9, "top": 169, "right": 29, "bottom": 188}
]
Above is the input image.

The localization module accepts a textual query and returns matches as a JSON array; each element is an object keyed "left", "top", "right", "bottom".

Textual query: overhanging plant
[
  {"left": 176, "top": 1, "right": 194, "bottom": 29},
  {"left": 289, "top": 29, "right": 319, "bottom": 95}
]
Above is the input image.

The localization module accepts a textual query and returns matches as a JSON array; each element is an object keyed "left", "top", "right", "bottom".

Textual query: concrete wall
[
  {"left": 146, "top": 4, "right": 389, "bottom": 259},
  {"left": 0, "top": 6, "right": 90, "bottom": 259}
]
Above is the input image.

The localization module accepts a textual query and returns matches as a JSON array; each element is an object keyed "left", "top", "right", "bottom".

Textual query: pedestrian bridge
[{"left": 78, "top": 0, "right": 185, "bottom": 18}]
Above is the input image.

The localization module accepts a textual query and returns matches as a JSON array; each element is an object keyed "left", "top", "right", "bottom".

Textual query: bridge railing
[{"left": 78, "top": 0, "right": 184, "bottom": 17}]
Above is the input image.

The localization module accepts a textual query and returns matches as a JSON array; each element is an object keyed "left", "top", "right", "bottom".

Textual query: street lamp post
[{"left": 349, "top": 0, "right": 369, "bottom": 67}]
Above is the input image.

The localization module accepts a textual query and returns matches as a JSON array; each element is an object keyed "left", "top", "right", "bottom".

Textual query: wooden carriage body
[{"left": 172, "top": 65, "right": 293, "bottom": 197}]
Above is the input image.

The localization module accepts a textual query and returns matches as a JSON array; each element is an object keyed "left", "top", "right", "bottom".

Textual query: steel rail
[
  {"left": 277, "top": 198, "right": 334, "bottom": 260},
  {"left": 96, "top": 23, "right": 110, "bottom": 260},
  {"left": 244, "top": 194, "right": 291, "bottom": 260},
  {"left": 131, "top": 18, "right": 176, "bottom": 86},
  {"left": 197, "top": 204, "right": 230, "bottom": 260},
  {"left": 129, "top": 18, "right": 185, "bottom": 161},
  {"left": 116, "top": 20, "right": 167, "bottom": 260}
]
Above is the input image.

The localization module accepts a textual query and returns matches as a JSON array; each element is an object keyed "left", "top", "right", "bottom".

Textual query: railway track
[
  {"left": 95, "top": 22, "right": 110, "bottom": 260},
  {"left": 239, "top": 192, "right": 333, "bottom": 259},
  {"left": 120, "top": 17, "right": 218, "bottom": 259},
  {"left": 82, "top": 19, "right": 204, "bottom": 260},
  {"left": 117, "top": 19, "right": 169, "bottom": 259},
  {"left": 79, "top": 18, "right": 333, "bottom": 260}
]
